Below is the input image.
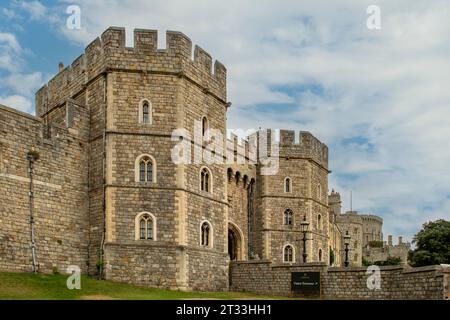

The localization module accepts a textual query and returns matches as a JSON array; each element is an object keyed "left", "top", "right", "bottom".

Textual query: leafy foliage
[
  {"left": 362, "top": 256, "right": 401, "bottom": 266},
  {"left": 362, "top": 257, "right": 372, "bottom": 267},
  {"left": 409, "top": 219, "right": 450, "bottom": 267},
  {"left": 96, "top": 260, "right": 105, "bottom": 269},
  {"left": 368, "top": 240, "right": 383, "bottom": 248},
  {"left": 373, "top": 256, "right": 401, "bottom": 266}
]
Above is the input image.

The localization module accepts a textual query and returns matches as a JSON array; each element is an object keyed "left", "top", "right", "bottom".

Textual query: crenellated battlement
[
  {"left": 226, "top": 132, "right": 257, "bottom": 163},
  {"left": 284, "top": 130, "right": 328, "bottom": 169},
  {"left": 261, "top": 129, "right": 328, "bottom": 169},
  {"left": 223, "top": 129, "right": 328, "bottom": 170},
  {"left": 360, "top": 214, "right": 383, "bottom": 224},
  {"left": 36, "top": 27, "right": 227, "bottom": 117}
]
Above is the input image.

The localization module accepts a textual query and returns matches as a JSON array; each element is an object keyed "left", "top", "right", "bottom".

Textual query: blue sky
[{"left": 1, "top": 0, "right": 450, "bottom": 243}]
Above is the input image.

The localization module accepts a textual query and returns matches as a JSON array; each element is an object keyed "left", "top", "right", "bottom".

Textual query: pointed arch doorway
[{"left": 228, "top": 222, "right": 244, "bottom": 261}]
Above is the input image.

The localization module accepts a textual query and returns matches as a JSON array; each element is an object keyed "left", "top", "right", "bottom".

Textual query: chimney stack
[
  {"left": 398, "top": 236, "right": 403, "bottom": 245},
  {"left": 388, "top": 235, "right": 393, "bottom": 246},
  {"left": 58, "top": 62, "right": 65, "bottom": 72}
]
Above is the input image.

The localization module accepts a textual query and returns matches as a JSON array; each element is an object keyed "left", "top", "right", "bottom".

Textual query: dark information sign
[{"left": 291, "top": 272, "right": 321, "bottom": 295}]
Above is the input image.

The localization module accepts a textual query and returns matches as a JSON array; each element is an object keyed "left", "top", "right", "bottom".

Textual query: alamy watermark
[
  {"left": 66, "top": 5, "right": 81, "bottom": 30},
  {"left": 366, "top": 5, "right": 381, "bottom": 30},
  {"left": 366, "top": 265, "right": 381, "bottom": 290},
  {"left": 171, "top": 124, "right": 280, "bottom": 175},
  {"left": 66, "top": 265, "right": 81, "bottom": 290}
]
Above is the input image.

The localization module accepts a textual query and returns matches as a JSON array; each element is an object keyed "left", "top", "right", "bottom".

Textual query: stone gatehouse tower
[{"left": 0, "top": 27, "right": 367, "bottom": 291}]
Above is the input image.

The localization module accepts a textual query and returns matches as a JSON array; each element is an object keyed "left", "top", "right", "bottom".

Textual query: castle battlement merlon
[
  {"left": 239, "top": 129, "right": 328, "bottom": 170},
  {"left": 359, "top": 214, "right": 383, "bottom": 224},
  {"left": 279, "top": 129, "right": 328, "bottom": 170},
  {"left": 226, "top": 133, "right": 257, "bottom": 163},
  {"left": 101, "top": 27, "right": 227, "bottom": 95},
  {"left": 36, "top": 27, "right": 227, "bottom": 118}
]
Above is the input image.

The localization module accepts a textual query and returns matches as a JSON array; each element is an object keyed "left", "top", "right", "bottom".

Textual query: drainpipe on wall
[
  {"left": 98, "top": 73, "right": 108, "bottom": 280},
  {"left": 27, "top": 150, "right": 39, "bottom": 273},
  {"left": 247, "top": 181, "right": 254, "bottom": 259}
]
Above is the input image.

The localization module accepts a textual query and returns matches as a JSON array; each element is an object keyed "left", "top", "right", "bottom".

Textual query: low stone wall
[
  {"left": 104, "top": 243, "right": 180, "bottom": 289},
  {"left": 230, "top": 261, "right": 327, "bottom": 297},
  {"left": 231, "top": 261, "right": 450, "bottom": 300},
  {"left": 104, "top": 243, "right": 229, "bottom": 291},
  {"left": 323, "top": 265, "right": 446, "bottom": 299}
]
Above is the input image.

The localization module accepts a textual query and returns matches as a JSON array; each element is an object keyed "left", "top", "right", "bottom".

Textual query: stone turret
[
  {"left": 328, "top": 189, "right": 342, "bottom": 217},
  {"left": 36, "top": 27, "right": 227, "bottom": 118}
]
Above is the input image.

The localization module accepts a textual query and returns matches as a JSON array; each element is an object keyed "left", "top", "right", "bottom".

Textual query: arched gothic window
[
  {"left": 135, "top": 212, "right": 157, "bottom": 241},
  {"left": 139, "top": 214, "right": 153, "bottom": 240},
  {"left": 318, "top": 214, "right": 322, "bottom": 230},
  {"left": 139, "top": 156, "right": 153, "bottom": 182},
  {"left": 139, "top": 99, "right": 152, "bottom": 124},
  {"left": 200, "top": 167, "right": 211, "bottom": 192},
  {"left": 142, "top": 102, "right": 150, "bottom": 124},
  {"left": 284, "top": 177, "right": 291, "bottom": 193},
  {"left": 284, "top": 209, "right": 293, "bottom": 226},
  {"left": 200, "top": 221, "right": 212, "bottom": 247},
  {"left": 135, "top": 154, "right": 157, "bottom": 183},
  {"left": 202, "top": 116, "right": 208, "bottom": 136},
  {"left": 283, "top": 245, "right": 294, "bottom": 262}
]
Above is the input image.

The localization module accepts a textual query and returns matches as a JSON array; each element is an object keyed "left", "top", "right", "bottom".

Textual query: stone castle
[{"left": 0, "top": 27, "right": 407, "bottom": 291}]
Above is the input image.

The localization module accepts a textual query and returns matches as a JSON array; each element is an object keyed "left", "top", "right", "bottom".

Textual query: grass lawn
[{"left": 0, "top": 272, "right": 287, "bottom": 300}]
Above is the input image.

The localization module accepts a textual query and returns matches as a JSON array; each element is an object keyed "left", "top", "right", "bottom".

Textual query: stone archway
[{"left": 228, "top": 222, "right": 243, "bottom": 261}]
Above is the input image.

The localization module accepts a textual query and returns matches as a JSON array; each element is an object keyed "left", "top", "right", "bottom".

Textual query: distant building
[{"left": 328, "top": 189, "right": 409, "bottom": 266}]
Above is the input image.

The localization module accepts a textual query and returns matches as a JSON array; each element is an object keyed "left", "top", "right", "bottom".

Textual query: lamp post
[
  {"left": 300, "top": 215, "right": 310, "bottom": 263},
  {"left": 344, "top": 230, "right": 351, "bottom": 267},
  {"left": 27, "top": 150, "right": 39, "bottom": 273}
]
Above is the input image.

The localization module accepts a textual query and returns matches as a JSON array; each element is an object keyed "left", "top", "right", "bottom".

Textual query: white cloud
[
  {"left": 3, "top": 72, "right": 44, "bottom": 96},
  {"left": 19, "top": 0, "right": 47, "bottom": 20},
  {"left": 32, "top": 0, "right": 450, "bottom": 241},
  {"left": 0, "top": 32, "right": 23, "bottom": 72},
  {"left": 0, "top": 30, "right": 43, "bottom": 113},
  {"left": 0, "top": 32, "right": 22, "bottom": 53},
  {"left": 0, "top": 95, "right": 33, "bottom": 114},
  {"left": 8, "top": 0, "right": 60, "bottom": 24},
  {"left": 1, "top": 8, "right": 17, "bottom": 19}
]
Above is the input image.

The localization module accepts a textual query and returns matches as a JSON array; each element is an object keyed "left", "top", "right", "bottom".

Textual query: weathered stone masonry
[
  {"left": 0, "top": 27, "right": 433, "bottom": 295},
  {"left": 231, "top": 261, "right": 450, "bottom": 300},
  {"left": 0, "top": 103, "right": 89, "bottom": 274},
  {"left": 1, "top": 27, "right": 231, "bottom": 291}
]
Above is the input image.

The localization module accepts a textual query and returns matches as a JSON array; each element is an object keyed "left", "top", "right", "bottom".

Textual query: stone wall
[
  {"left": 363, "top": 244, "right": 411, "bottom": 265},
  {"left": 335, "top": 212, "right": 363, "bottom": 266},
  {"left": 254, "top": 130, "right": 330, "bottom": 264},
  {"left": 324, "top": 265, "right": 448, "bottom": 300},
  {"left": 231, "top": 261, "right": 327, "bottom": 296},
  {"left": 94, "top": 27, "right": 231, "bottom": 291},
  {"left": 1, "top": 26, "right": 374, "bottom": 293},
  {"left": 0, "top": 103, "right": 90, "bottom": 274},
  {"left": 360, "top": 214, "right": 383, "bottom": 246},
  {"left": 104, "top": 243, "right": 229, "bottom": 291},
  {"left": 231, "top": 261, "right": 450, "bottom": 300},
  {"left": 104, "top": 243, "right": 180, "bottom": 289}
]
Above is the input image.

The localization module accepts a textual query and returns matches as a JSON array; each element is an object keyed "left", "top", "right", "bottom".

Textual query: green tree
[
  {"left": 409, "top": 219, "right": 450, "bottom": 267},
  {"left": 368, "top": 240, "right": 383, "bottom": 248},
  {"left": 362, "top": 257, "right": 372, "bottom": 267},
  {"left": 374, "top": 256, "right": 401, "bottom": 266}
]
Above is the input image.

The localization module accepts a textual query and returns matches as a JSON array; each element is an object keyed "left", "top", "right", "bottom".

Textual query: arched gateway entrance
[{"left": 228, "top": 222, "right": 244, "bottom": 261}]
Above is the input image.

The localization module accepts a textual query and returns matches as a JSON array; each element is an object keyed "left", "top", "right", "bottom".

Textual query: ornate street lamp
[
  {"left": 300, "top": 215, "right": 310, "bottom": 263},
  {"left": 344, "top": 230, "right": 351, "bottom": 267}
]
